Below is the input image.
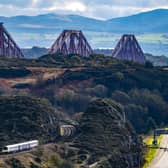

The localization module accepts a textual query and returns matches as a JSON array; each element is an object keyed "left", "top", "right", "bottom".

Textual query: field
[{"left": 0, "top": 66, "right": 82, "bottom": 91}]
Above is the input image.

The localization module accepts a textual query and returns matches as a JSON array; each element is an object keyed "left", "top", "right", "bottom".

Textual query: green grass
[{"left": 143, "top": 135, "right": 163, "bottom": 168}]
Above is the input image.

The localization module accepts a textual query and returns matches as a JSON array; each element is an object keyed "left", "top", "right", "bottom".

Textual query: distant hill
[
  {"left": 94, "top": 49, "right": 168, "bottom": 66},
  {"left": 106, "top": 9, "right": 168, "bottom": 33},
  {"left": 0, "top": 13, "right": 104, "bottom": 33},
  {"left": 21, "top": 47, "right": 168, "bottom": 67},
  {"left": 1, "top": 9, "right": 168, "bottom": 34},
  {"left": 22, "top": 46, "right": 48, "bottom": 58},
  {"left": 145, "top": 54, "right": 168, "bottom": 66},
  {"left": 1, "top": 9, "right": 168, "bottom": 55}
]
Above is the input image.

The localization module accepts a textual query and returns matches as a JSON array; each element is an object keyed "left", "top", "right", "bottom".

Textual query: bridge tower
[
  {"left": 0, "top": 23, "right": 24, "bottom": 58},
  {"left": 112, "top": 34, "right": 146, "bottom": 64},
  {"left": 48, "top": 30, "right": 93, "bottom": 57}
]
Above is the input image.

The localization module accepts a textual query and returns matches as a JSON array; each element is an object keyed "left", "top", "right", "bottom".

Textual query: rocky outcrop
[{"left": 73, "top": 99, "right": 142, "bottom": 168}]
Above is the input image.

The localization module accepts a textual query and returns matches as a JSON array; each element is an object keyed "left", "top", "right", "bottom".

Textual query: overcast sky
[{"left": 0, "top": 0, "right": 168, "bottom": 19}]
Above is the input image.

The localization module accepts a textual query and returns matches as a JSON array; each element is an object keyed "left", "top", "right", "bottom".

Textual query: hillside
[
  {"left": 0, "top": 54, "right": 168, "bottom": 167},
  {"left": 1, "top": 9, "right": 168, "bottom": 34},
  {"left": 107, "top": 9, "right": 168, "bottom": 33},
  {"left": 73, "top": 99, "right": 142, "bottom": 167},
  {"left": 145, "top": 54, "right": 168, "bottom": 66},
  {"left": 20, "top": 47, "right": 168, "bottom": 67},
  {"left": 22, "top": 47, "right": 48, "bottom": 58},
  {"left": 0, "top": 99, "right": 142, "bottom": 168},
  {"left": 27, "top": 54, "right": 168, "bottom": 134},
  {"left": 0, "top": 143, "right": 75, "bottom": 168},
  {"left": 0, "top": 96, "right": 59, "bottom": 146}
]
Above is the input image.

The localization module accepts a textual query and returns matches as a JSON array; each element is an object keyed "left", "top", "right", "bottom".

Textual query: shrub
[{"left": 5, "top": 158, "right": 25, "bottom": 168}]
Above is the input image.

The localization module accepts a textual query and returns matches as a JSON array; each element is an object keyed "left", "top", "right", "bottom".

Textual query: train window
[{"left": 3, "top": 147, "right": 8, "bottom": 150}]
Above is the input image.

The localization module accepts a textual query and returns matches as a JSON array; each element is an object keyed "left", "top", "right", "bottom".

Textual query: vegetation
[
  {"left": 0, "top": 96, "right": 59, "bottom": 146},
  {"left": 32, "top": 54, "right": 168, "bottom": 134},
  {"left": 0, "top": 68, "right": 31, "bottom": 78},
  {"left": 0, "top": 144, "right": 76, "bottom": 168},
  {"left": 0, "top": 53, "right": 168, "bottom": 167},
  {"left": 73, "top": 99, "right": 142, "bottom": 167},
  {"left": 5, "top": 158, "right": 25, "bottom": 168},
  {"left": 112, "top": 89, "right": 168, "bottom": 133},
  {"left": 48, "top": 154, "right": 75, "bottom": 168}
]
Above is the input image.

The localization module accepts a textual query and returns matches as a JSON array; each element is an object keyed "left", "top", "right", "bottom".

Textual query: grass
[{"left": 143, "top": 135, "right": 163, "bottom": 168}]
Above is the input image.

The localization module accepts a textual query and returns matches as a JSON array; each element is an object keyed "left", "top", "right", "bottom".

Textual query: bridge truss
[
  {"left": 0, "top": 23, "right": 24, "bottom": 58},
  {"left": 48, "top": 30, "right": 93, "bottom": 57}
]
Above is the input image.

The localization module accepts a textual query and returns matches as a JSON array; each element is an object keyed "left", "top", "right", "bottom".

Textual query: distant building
[
  {"left": 48, "top": 30, "right": 93, "bottom": 57},
  {"left": 112, "top": 34, "right": 146, "bottom": 64},
  {"left": 0, "top": 23, "right": 24, "bottom": 58}
]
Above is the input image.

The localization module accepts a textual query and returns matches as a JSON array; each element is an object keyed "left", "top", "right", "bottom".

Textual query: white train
[{"left": 2, "top": 140, "right": 39, "bottom": 153}]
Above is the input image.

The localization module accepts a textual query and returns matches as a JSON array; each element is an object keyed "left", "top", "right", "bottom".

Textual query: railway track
[{"left": 0, "top": 148, "right": 37, "bottom": 158}]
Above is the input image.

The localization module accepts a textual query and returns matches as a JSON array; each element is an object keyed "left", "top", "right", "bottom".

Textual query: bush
[
  {"left": 0, "top": 96, "right": 58, "bottom": 146},
  {"left": 60, "top": 161, "right": 75, "bottom": 168},
  {"left": 57, "top": 89, "right": 91, "bottom": 113},
  {"left": 5, "top": 158, "right": 25, "bottom": 168},
  {"left": 48, "top": 154, "right": 63, "bottom": 167},
  {"left": 0, "top": 68, "right": 31, "bottom": 78},
  {"left": 145, "top": 61, "right": 154, "bottom": 68},
  {"left": 30, "top": 162, "right": 40, "bottom": 168},
  {"left": 85, "top": 85, "right": 108, "bottom": 98},
  {"left": 112, "top": 89, "right": 168, "bottom": 133}
]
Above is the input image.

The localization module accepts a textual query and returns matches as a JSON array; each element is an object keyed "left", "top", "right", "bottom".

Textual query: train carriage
[{"left": 2, "top": 140, "right": 39, "bottom": 153}]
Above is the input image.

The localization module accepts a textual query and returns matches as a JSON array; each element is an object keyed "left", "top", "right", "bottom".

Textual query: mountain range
[
  {"left": 1, "top": 9, "right": 168, "bottom": 33},
  {"left": 1, "top": 9, "right": 168, "bottom": 55}
]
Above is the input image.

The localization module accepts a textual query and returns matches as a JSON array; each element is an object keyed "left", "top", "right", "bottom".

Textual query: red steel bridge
[
  {"left": 112, "top": 34, "right": 146, "bottom": 64},
  {"left": 48, "top": 30, "right": 93, "bottom": 57},
  {"left": 0, "top": 23, "right": 24, "bottom": 58}
]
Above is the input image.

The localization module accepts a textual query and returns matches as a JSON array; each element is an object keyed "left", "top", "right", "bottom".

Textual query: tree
[
  {"left": 85, "top": 85, "right": 108, "bottom": 98},
  {"left": 145, "top": 61, "right": 153, "bottom": 68}
]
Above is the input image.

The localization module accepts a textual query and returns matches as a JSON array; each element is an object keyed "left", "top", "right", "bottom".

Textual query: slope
[
  {"left": 0, "top": 96, "right": 59, "bottom": 146},
  {"left": 73, "top": 99, "right": 142, "bottom": 167}
]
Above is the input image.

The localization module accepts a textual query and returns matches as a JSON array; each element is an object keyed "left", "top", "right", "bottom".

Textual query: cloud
[
  {"left": 0, "top": 0, "right": 168, "bottom": 19},
  {"left": 0, "top": 0, "right": 31, "bottom": 7},
  {"left": 19, "top": 24, "right": 46, "bottom": 28}
]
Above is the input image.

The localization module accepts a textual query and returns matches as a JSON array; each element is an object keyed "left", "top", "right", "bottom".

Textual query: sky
[{"left": 0, "top": 0, "right": 168, "bottom": 19}]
